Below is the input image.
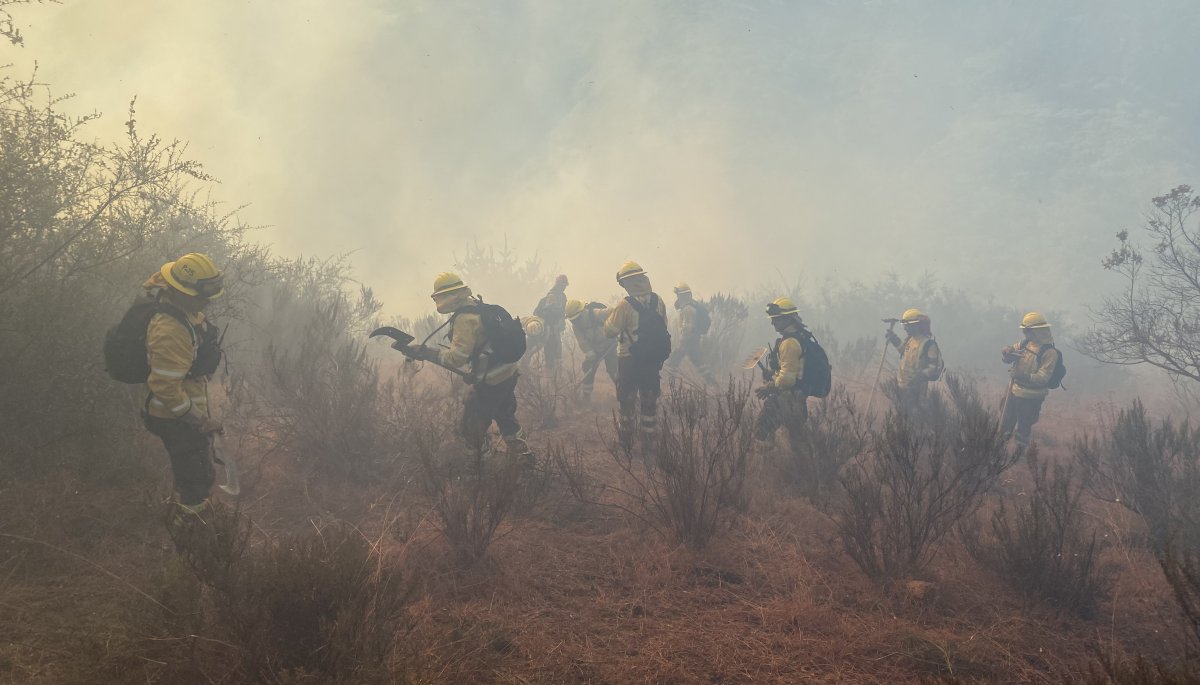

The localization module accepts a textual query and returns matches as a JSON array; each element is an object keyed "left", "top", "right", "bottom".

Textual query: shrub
[
  {"left": 1074, "top": 400, "right": 1200, "bottom": 551},
  {"left": 781, "top": 386, "right": 870, "bottom": 501},
  {"left": 411, "top": 392, "right": 527, "bottom": 566},
  {"left": 607, "top": 379, "right": 755, "bottom": 550},
  {"left": 965, "top": 447, "right": 1110, "bottom": 617},
  {"left": 0, "top": 73, "right": 252, "bottom": 482},
  {"left": 830, "top": 374, "right": 1016, "bottom": 582},
  {"left": 699, "top": 292, "right": 749, "bottom": 377}
]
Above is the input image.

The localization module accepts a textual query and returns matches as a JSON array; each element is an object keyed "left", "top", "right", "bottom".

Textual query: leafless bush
[
  {"left": 517, "top": 366, "right": 566, "bottom": 429},
  {"left": 0, "top": 72, "right": 256, "bottom": 481},
  {"left": 411, "top": 398, "right": 526, "bottom": 566},
  {"left": 964, "top": 447, "right": 1110, "bottom": 617},
  {"left": 830, "top": 374, "right": 1016, "bottom": 582},
  {"left": 1081, "top": 185, "right": 1200, "bottom": 386},
  {"left": 251, "top": 276, "right": 415, "bottom": 482},
  {"left": 607, "top": 379, "right": 755, "bottom": 550},
  {"left": 781, "top": 386, "right": 870, "bottom": 501}
]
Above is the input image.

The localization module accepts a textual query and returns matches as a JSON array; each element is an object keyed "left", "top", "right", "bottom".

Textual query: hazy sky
[{"left": 10, "top": 1, "right": 1200, "bottom": 317}]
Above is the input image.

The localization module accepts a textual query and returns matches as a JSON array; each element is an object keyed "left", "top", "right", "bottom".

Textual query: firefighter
[
  {"left": 884, "top": 308, "right": 944, "bottom": 409},
  {"left": 1000, "top": 312, "right": 1061, "bottom": 452},
  {"left": 533, "top": 274, "right": 569, "bottom": 369},
  {"left": 406, "top": 272, "right": 532, "bottom": 461},
  {"left": 754, "top": 297, "right": 809, "bottom": 442},
  {"left": 604, "top": 261, "right": 671, "bottom": 448},
  {"left": 566, "top": 299, "right": 618, "bottom": 402},
  {"left": 519, "top": 314, "right": 546, "bottom": 370},
  {"left": 142, "top": 253, "right": 225, "bottom": 521},
  {"left": 666, "top": 282, "right": 715, "bottom": 383}
]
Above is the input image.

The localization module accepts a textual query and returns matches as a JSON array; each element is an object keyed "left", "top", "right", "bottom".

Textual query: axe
[
  {"left": 212, "top": 433, "right": 240, "bottom": 497},
  {"left": 369, "top": 326, "right": 471, "bottom": 380}
]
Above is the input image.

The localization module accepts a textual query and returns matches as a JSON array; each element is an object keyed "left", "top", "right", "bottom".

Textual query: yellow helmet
[
  {"left": 161, "top": 253, "right": 224, "bottom": 299},
  {"left": 673, "top": 282, "right": 692, "bottom": 295},
  {"left": 766, "top": 297, "right": 799, "bottom": 318},
  {"left": 615, "top": 260, "right": 647, "bottom": 283},
  {"left": 431, "top": 271, "right": 468, "bottom": 297},
  {"left": 522, "top": 316, "right": 545, "bottom": 336},
  {"left": 1020, "top": 311, "right": 1050, "bottom": 329},
  {"left": 901, "top": 308, "right": 927, "bottom": 324},
  {"left": 565, "top": 299, "right": 585, "bottom": 321}
]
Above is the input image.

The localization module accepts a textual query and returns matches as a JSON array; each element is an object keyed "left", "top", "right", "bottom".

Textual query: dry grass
[{"left": 1, "top": 386, "right": 1196, "bottom": 684}]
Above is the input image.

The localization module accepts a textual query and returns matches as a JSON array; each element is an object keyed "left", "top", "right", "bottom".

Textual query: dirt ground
[{"left": 0, "top": 366, "right": 1193, "bottom": 684}]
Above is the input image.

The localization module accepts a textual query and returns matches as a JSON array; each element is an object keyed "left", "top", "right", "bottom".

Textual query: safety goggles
[
  {"left": 191, "top": 274, "right": 224, "bottom": 299},
  {"left": 765, "top": 303, "right": 796, "bottom": 317}
]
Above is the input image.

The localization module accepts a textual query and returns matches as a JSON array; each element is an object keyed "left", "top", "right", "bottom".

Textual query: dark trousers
[
  {"left": 894, "top": 381, "right": 931, "bottom": 418},
  {"left": 617, "top": 355, "right": 662, "bottom": 440},
  {"left": 666, "top": 335, "right": 709, "bottom": 374},
  {"left": 754, "top": 392, "right": 809, "bottom": 441},
  {"left": 582, "top": 348, "right": 618, "bottom": 395},
  {"left": 1001, "top": 394, "right": 1043, "bottom": 448},
  {"left": 462, "top": 375, "right": 523, "bottom": 453},
  {"left": 543, "top": 327, "right": 563, "bottom": 368},
  {"left": 144, "top": 414, "right": 214, "bottom": 506}
]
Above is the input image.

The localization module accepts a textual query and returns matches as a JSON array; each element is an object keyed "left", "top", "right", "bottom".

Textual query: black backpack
[
  {"left": 691, "top": 301, "right": 712, "bottom": 336},
  {"left": 104, "top": 296, "right": 221, "bottom": 384},
  {"left": 626, "top": 293, "right": 672, "bottom": 368},
  {"left": 1037, "top": 344, "right": 1067, "bottom": 390},
  {"left": 786, "top": 330, "right": 832, "bottom": 398},
  {"left": 533, "top": 292, "right": 564, "bottom": 323},
  {"left": 461, "top": 300, "right": 527, "bottom": 365},
  {"left": 919, "top": 337, "right": 945, "bottom": 382}
]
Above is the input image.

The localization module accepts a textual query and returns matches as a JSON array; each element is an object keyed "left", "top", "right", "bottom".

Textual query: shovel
[{"left": 212, "top": 433, "right": 240, "bottom": 497}]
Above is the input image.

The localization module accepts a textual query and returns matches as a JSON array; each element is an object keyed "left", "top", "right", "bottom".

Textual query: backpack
[
  {"left": 460, "top": 300, "right": 527, "bottom": 365},
  {"left": 777, "top": 329, "right": 832, "bottom": 398},
  {"left": 1037, "top": 344, "right": 1067, "bottom": 390},
  {"left": 919, "top": 337, "right": 945, "bottom": 382},
  {"left": 691, "top": 301, "right": 712, "bottom": 336},
  {"left": 533, "top": 292, "right": 565, "bottom": 323},
  {"left": 104, "top": 296, "right": 221, "bottom": 384},
  {"left": 626, "top": 293, "right": 672, "bottom": 368}
]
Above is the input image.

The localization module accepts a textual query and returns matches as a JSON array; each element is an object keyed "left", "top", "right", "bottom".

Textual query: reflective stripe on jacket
[
  {"left": 144, "top": 306, "right": 208, "bottom": 420},
  {"left": 898, "top": 335, "right": 943, "bottom": 389},
  {"left": 571, "top": 306, "right": 611, "bottom": 358},
  {"left": 604, "top": 279, "right": 666, "bottom": 358},
  {"left": 439, "top": 291, "right": 518, "bottom": 386},
  {"left": 1004, "top": 331, "right": 1059, "bottom": 400},
  {"left": 770, "top": 335, "right": 807, "bottom": 391}
]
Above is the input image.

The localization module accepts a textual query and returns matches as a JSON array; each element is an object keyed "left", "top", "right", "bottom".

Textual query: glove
[
  {"left": 401, "top": 344, "right": 438, "bottom": 363},
  {"left": 885, "top": 330, "right": 902, "bottom": 348},
  {"left": 199, "top": 417, "right": 224, "bottom": 435},
  {"left": 182, "top": 407, "right": 223, "bottom": 434},
  {"left": 755, "top": 385, "right": 776, "bottom": 400}
]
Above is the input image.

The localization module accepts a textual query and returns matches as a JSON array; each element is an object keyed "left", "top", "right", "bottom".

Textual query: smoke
[{"left": 11, "top": 0, "right": 1200, "bottom": 318}]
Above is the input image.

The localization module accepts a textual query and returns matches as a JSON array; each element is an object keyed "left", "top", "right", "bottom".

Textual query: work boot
[
  {"left": 167, "top": 497, "right": 213, "bottom": 553},
  {"left": 503, "top": 432, "right": 536, "bottom": 469},
  {"left": 617, "top": 414, "right": 636, "bottom": 452}
]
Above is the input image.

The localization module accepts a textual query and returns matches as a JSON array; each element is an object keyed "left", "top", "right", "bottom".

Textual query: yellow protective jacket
[
  {"left": 535, "top": 290, "right": 568, "bottom": 331},
  {"left": 439, "top": 291, "right": 518, "bottom": 386},
  {"left": 676, "top": 300, "right": 699, "bottom": 341},
  {"left": 142, "top": 280, "right": 210, "bottom": 421},
  {"left": 897, "top": 335, "right": 943, "bottom": 389},
  {"left": 1002, "top": 329, "right": 1059, "bottom": 400},
  {"left": 571, "top": 305, "right": 612, "bottom": 360},
  {"left": 604, "top": 277, "right": 667, "bottom": 358},
  {"left": 768, "top": 327, "right": 808, "bottom": 392}
]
